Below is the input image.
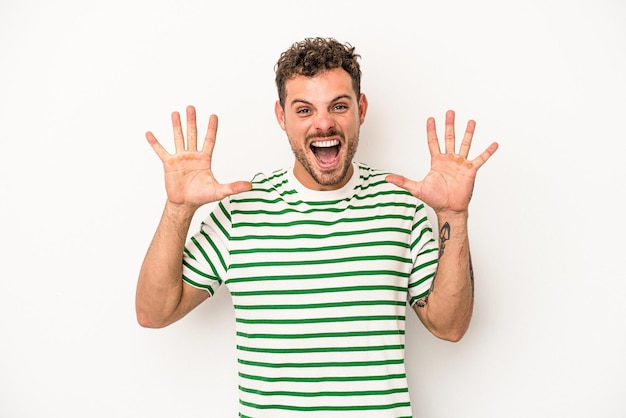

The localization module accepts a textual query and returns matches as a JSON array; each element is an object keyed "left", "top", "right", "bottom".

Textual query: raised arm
[
  {"left": 386, "top": 110, "right": 498, "bottom": 341},
  {"left": 136, "top": 105, "right": 252, "bottom": 328}
]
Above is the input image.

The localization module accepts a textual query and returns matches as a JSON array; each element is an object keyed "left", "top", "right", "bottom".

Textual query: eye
[
  {"left": 333, "top": 104, "right": 348, "bottom": 112},
  {"left": 296, "top": 107, "right": 311, "bottom": 115}
]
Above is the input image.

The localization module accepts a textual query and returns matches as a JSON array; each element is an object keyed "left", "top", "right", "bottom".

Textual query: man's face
[{"left": 275, "top": 68, "right": 368, "bottom": 191}]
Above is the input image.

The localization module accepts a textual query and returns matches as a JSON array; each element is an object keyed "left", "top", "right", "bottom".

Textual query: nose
[{"left": 312, "top": 110, "right": 335, "bottom": 133}]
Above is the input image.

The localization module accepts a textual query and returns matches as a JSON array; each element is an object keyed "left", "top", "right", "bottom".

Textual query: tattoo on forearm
[
  {"left": 438, "top": 222, "right": 450, "bottom": 258},
  {"left": 416, "top": 223, "right": 474, "bottom": 309},
  {"left": 416, "top": 223, "right": 450, "bottom": 309}
]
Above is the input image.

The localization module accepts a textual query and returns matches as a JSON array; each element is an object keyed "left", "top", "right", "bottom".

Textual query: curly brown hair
[{"left": 274, "top": 37, "right": 362, "bottom": 108}]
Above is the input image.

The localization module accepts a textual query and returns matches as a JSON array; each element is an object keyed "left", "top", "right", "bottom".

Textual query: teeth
[{"left": 311, "top": 139, "right": 339, "bottom": 148}]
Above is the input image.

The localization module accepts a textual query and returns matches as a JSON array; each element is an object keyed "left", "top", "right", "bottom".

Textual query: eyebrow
[{"left": 288, "top": 94, "right": 353, "bottom": 108}]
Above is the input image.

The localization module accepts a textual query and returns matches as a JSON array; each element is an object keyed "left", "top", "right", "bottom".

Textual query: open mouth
[{"left": 310, "top": 139, "right": 341, "bottom": 167}]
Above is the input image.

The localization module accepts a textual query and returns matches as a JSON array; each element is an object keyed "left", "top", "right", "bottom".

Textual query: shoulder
[
  {"left": 229, "top": 168, "right": 292, "bottom": 201},
  {"left": 354, "top": 163, "right": 429, "bottom": 209},
  {"left": 355, "top": 163, "right": 412, "bottom": 195},
  {"left": 250, "top": 168, "right": 290, "bottom": 187}
]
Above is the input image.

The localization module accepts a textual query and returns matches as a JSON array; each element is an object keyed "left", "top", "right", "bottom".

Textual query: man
[{"left": 136, "top": 37, "right": 498, "bottom": 416}]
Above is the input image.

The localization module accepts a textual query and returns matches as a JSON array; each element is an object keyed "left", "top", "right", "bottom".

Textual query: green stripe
[
  {"left": 190, "top": 230, "right": 226, "bottom": 276},
  {"left": 236, "top": 314, "right": 405, "bottom": 325},
  {"left": 227, "top": 270, "right": 409, "bottom": 285},
  {"left": 182, "top": 259, "right": 215, "bottom": 280},
  {"left": 417, "top": 245, "right": 438, "bottom": 257},
  {"left": 231, "top": 200, "right": 417, "bottom": 216},
  {"left": 230, "top": 255, "right": 410, "bottom": 270},
  {"left": 183, "top": 237, "right": 222, "bottom": 284},
  {"left": 412, "top": 259, "right": 438, "bottom": 275},
  {"left": 189, "top": 235, "right": 210, "bottom": 265},
  {"left": 410, "top": 288, "right": 432, "bottom": 305},
  {"left": 410, "top": 226, "right": 434, "bottom": 250},
  {"left": 412, "top": 214, "right": 429, "bottom": 229},
  {"left": 233, "top": 300, "right": 406, "bottom": 310},
  {"left": 233, "top": 189, "right": 413, "bottom": 208},
  {"left": 182, "top": 247, "right": 195, "bottom": 260},
  {"left": 217, "top": 200, "right": 231, "bottom": 223},
  {"left": 197, "top": 229, "right": 228, "bottom": 274},
  {"left": 237, "top": 344, "right": 404, "bottom": 354},
  {"left": 352, "top": 189, "right": 415, "bottom": 202},
  {"left": 250, "top": 176, "right": 289, "bottom": 193},
  {"left": 231, "top": 227, "right": 409, "bottom": 241},
  {"left": 239, "top": 385, "right": 408, "bottom": 397},
  {"left": 410, "top": 272, "right": 435, "bottom": 288},
  {"left": 234, "top": 214, "right": 412, "bottom": 229},
  {"left": 238, "top": 358, "right": 404, "bottom": 368},
  {"left": 231, "top": 240, "right": 409, "bottom": 255},
  {"left": 182, "top": 275, "right": 214, "bottom": 296},
  {"left": 239, "top": 399, "right": 411, "bottom": 412},
  {"left": 239, "top": 372, "right": 406, "bottom": 383},
  {"left": 236, "top": 329, "right": 404, "bottom": 340},
  {"left": 231, "top": 284, "right": 406, "bottom": 297},
  {"left": 205, "top": 209, "right": 229, "bottom": 240}
]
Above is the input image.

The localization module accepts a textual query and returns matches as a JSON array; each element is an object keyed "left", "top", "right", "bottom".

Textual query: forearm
[
  {"left": 135, "top": 202, "right": 196, "bottom": 328},
  {"left": 417, "top": 211, "right": 474, "bottom": 341}
]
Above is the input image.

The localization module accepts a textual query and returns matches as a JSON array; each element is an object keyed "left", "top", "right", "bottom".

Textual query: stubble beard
[{"left": 290, "top": 131, "right": 360, "bottom": 187}]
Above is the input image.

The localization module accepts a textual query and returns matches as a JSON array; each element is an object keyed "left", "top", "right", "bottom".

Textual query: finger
[
  {"left": 386, "top": 174, "right": 421, "bottom": 197},
  {"left": 171, "top": 111, "right": 185, "bottom": 153},
  {"left": 201, "top": 114, "right": 219, "bottom": 156},
  {"left": 426, "top": 116, "right": 441, "bottom": 157},
  {"left": 459, "top": 119, "right": 476, "bottom": 158},
  {"left": 471, "top": 141, "right": 499, "bottom": 170},
  {"left": 186, "top": 105, "right": 198, "bottom": 151},
  {"left": 211, "top": 181, "right": 253, "bottom": 203},
  {"left": 221, "top": 180, "right": 253, "bottom": 197},
  {"left": 145, "top": 131, "right": 171, "bottom": 162},
  {"left": 444, "top": 109, "right": 456, "bottom": 154}
]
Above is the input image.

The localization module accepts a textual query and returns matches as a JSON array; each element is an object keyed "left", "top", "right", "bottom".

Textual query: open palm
[
  {"left": 386, "top": 110, "right": 498, "bottom": 214},
  {"left": 146, "top": 105, "right": 252, "bottom": 209}
]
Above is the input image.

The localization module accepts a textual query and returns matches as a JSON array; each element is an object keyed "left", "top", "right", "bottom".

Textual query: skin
[
  {"left": 136, "top": 68, "right": 499, "bottom": 342},
  {"left": 274, "top": 68, "right": 368, "bottom": 191},
  {"left": 136, "top": 108, "right": 252, "bottom": 328},
  {"left": 387, "top": 111, "right": 498, "bottom": 340}
]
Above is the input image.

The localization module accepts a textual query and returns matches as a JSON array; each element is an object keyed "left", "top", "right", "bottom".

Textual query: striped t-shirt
[{"left": 182, "top": 162, "right": 439, "bottom": 417}]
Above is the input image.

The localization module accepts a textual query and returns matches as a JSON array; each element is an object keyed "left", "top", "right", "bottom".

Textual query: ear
[
  {"left": 274, "top": 100, "right": 286, "bottom": 130},
  {"left": 358, "top": 93, "right": 368, "bottom": 125}
]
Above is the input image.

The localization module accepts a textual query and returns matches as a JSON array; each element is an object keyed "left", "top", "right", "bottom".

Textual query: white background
[{"left": 1, "top": 0, "right": 625, "bottom": 417}]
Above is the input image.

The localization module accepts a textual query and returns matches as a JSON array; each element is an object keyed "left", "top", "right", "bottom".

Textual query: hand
[
  {"left": 386, "top": 110, "right": 498, "bottom": 214},
  {"left": 146, "top": 105, "right": 252, "bottom": 209}
]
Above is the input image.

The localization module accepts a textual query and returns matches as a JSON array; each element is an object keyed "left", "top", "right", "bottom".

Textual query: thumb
[
  {"left": 225, "top": 180, "right": 253, "bottom": 196},
  {"left": 386, "top": 174, "right": 422, "bottom": 199}
]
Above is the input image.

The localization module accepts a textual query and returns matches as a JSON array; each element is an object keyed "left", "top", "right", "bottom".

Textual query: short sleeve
[
  {"left": 182, "top": 199, "right": 232, "bottom": 296},
  {"left": 407, "top": 203, "right": 439, "bottom": 306}
]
